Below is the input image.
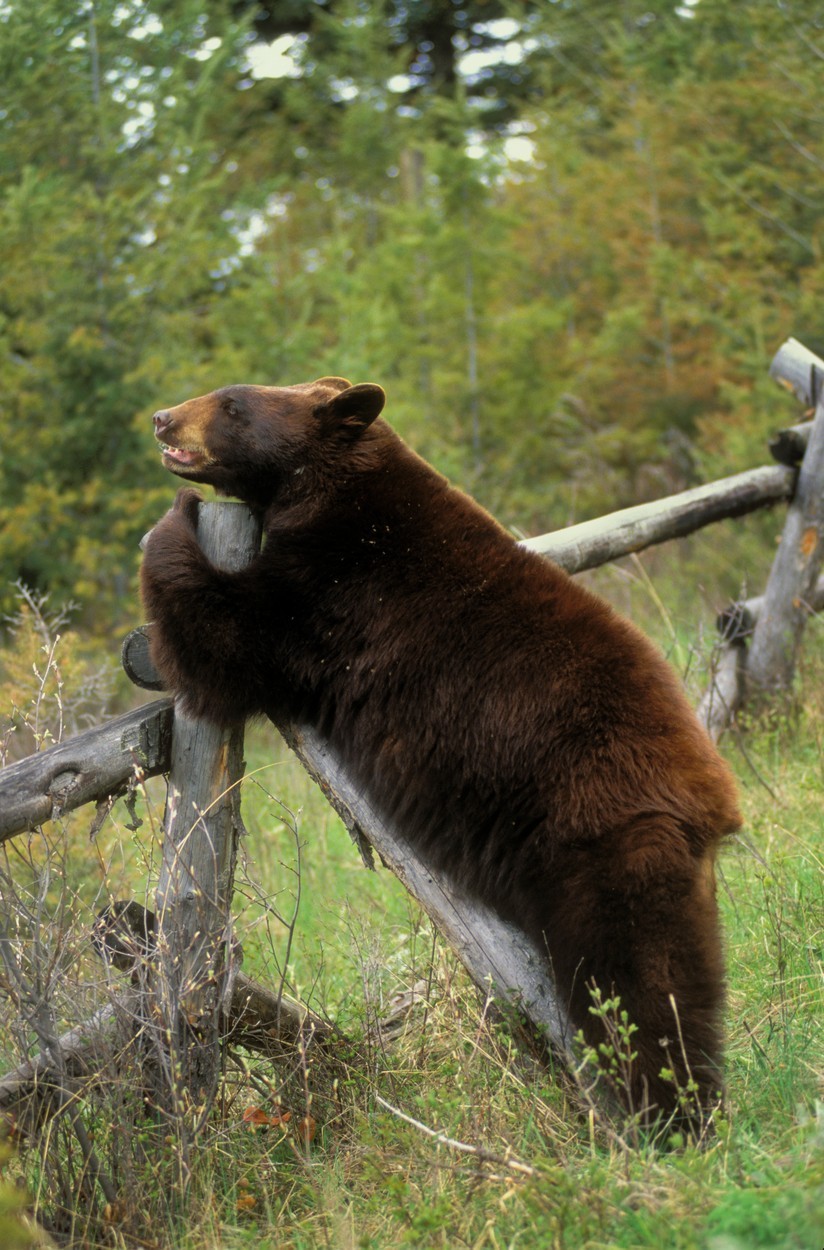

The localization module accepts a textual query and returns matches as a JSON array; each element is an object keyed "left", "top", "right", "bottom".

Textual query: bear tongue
[{"left": 162, "top": 445, "right": 199, "bottom": 467}]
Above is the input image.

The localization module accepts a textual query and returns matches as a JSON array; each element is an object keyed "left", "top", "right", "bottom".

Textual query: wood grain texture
[
  {"left": 0, "top": 699, "right": 173, "bottom": 842},
  {"left": 747, "top": 393, "right": 824, "bottom": 696},
  {"left": 277, "top": 720, "right": 575, "bottom": 1059},
  {"left": 769, "top": 336, "right": 824, "bottom": 407},
  {"left": 520, "top": 465, "right": 794, "bottom": 573}
]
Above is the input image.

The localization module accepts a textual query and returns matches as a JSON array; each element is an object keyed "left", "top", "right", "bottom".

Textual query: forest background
[
  {"left": 0, "top": 4, "right": 823, "bottom": 1247},
  {"left": 1, "top": 0, "right": 823, "bottom": 640}
]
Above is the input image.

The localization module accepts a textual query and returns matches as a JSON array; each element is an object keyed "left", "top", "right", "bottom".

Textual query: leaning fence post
[
  {"left": 746, "top": 340, "right": 824, "bottom": 700},
  {"left": 152, "top": 500, "right": 261, "bottom": 1134}
]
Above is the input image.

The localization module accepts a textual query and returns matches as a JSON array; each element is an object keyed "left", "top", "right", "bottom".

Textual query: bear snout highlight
[
  {"left": 152, "top": 396, "right": 215, "bottom": 453},
  {"left": 152, "top": 409, "right": 173, "bottom": 438}
]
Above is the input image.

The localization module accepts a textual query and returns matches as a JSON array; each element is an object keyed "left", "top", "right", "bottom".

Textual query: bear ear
[
  {"left": 312, "top": 376, "right": 352, "bottom": 393},
  {"left": 320, "top": 383, "right": 386, "bottom": 438}
]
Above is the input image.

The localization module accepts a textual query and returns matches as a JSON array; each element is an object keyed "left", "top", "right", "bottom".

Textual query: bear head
[{"left": 151, "top": 377, "right": 386, "bottom": 507}]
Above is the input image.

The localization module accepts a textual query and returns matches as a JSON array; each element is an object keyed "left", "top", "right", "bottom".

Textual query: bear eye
[{"left": 223, "top": 398, "right": 241, "bottom": 418}]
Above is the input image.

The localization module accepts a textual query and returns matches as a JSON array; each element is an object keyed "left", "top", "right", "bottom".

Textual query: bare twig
[{"left": 374, "top": 1094, "right": 537, "bottom": 1177}]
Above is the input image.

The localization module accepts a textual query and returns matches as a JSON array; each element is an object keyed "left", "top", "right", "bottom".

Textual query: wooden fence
[{"left": 1, "top": 336, "right": 823, "bottom": 1154}]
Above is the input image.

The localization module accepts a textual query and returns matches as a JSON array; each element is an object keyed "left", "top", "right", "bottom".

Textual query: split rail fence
[{"left": 1, "top": 335, "right": 823, "bottom": 1153}]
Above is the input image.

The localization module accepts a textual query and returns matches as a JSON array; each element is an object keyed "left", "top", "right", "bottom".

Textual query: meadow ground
[{"left": 0, "top": 572, "right": 822, "bottom": 1249}]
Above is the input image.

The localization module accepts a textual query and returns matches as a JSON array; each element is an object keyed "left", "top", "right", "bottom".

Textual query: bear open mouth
[{"left": 159, "top": 443, "right": 205, "bottom": 471}]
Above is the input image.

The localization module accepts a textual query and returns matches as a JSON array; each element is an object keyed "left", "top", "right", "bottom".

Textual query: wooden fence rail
[{"left": 520, "top": 464, "right": 795, "bottom": 573}]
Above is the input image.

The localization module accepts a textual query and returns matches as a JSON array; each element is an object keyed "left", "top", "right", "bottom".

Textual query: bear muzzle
[
  {"left": 152, "top": 408, "right": 173, "bottom": 438},
  {"left": 152, "top": 410, "right": 210, "bottom": 473}
]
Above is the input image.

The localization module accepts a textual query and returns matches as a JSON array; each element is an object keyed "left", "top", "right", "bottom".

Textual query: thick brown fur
[{"left": 141, "top": 377, "right": 742, "bottom": 1126}]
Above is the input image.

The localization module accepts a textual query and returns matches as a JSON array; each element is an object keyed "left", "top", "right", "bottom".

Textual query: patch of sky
[
  {"left": 189, "top": 35, "right": 221, "bottom": 62},
  {"left": 120, "top": 100, "right": 156, "bottom": 147},
  {"left": 245, "top": 33, "right": 304, "bottom": 81},
  {"left": 220, "top": 195, "right": 291, "bottom": 258},
  {"left": 456, "top": 17, "right": 528, "bottom": 83}
]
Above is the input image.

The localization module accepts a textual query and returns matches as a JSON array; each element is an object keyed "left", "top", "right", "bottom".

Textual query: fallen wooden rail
[
  {"left": 278, "top": 722, "right": 573, "bottom": 1055},
  {"left": 0, "top": 969, "right": 334, "bottom": 1130}
]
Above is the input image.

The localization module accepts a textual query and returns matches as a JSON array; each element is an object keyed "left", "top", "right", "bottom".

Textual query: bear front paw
[{"left": 174, "top": 487, "right": 204, "bottom": 525}]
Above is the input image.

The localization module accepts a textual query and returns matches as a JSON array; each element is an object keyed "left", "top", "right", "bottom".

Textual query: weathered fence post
[
  {"left": 152, "top": 501, "right": 261, "bottom": 1136},
  {"left": 696, "top": 632, "right": 747, "bottom": 744},
  {"left": 698, "top": 572, "right": 824, "bottom": 741},
  {"left": 746, "top": 339, "right": 824, "bottom": 700}
]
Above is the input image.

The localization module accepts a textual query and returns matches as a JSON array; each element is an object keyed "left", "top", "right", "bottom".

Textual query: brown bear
[{"left": 141, "top": 376, "right": 741, "bottom": 1127}]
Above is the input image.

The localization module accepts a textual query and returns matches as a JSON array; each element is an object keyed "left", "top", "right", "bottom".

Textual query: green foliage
[
  {"left": 705, "top": 1175, "right": 823, "bottom": 1250},
  {"left": 0, "top": 0, "right": 263, "bottom": 629},
  {"left": 0, "top": 1149, "right": 38, "bottom": 1250},
  {"left": 1, "top": 0, "right": 823, "bottom": 629}
]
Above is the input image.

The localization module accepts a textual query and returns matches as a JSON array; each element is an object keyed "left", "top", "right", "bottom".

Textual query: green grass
[{"left": 1, "top": 599, "right": 823, "bottom": 1248}]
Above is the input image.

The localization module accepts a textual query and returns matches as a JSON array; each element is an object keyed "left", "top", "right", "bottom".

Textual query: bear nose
[{"left": 153, "top": 409, "right": 172, "bottom": 438}]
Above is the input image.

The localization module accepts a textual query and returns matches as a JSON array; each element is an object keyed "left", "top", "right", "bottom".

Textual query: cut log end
[{"left": 769, "top": 337, "right": 824, "bottom": 408}]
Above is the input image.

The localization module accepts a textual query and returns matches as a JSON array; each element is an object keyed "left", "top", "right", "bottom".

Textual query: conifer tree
[{"left": 0, "top": 0, "right": 265, "bottom": 623}]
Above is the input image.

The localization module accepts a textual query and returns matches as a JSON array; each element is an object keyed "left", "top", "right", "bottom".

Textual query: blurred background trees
[{"left": 1, "top": 0, "right": 822, "bottom": 633}]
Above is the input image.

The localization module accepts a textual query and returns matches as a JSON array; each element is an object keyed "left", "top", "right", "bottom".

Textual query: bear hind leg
[{"left": 540, "top": 837, "right": 725, "bottom": 1133}]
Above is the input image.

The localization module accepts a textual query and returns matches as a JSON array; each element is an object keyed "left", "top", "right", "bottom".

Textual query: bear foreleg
[{"left": 140, "top": 492, "right": 269, "bottom": 725}]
